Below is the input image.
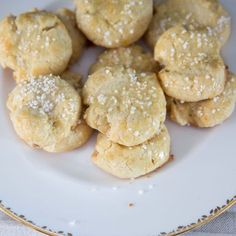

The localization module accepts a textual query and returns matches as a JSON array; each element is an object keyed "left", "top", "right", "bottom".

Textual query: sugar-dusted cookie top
[
  {"left": 83, "top": 66, "right": 166, "bottom": 146},
  {"left": 7, "top": 74, "right": 92, "bottom": 152},
  {"left": 89, "top": 45, "right": 159, "bottom": 74},
  {"left": 74, "top": 0, "right": 153, "bottom": 48},
  {"left": 155, "top": 25, "right": 226, "bottom": 102},
  {"left": 0, "top": 10, "right": 72, "bottom": 81},
  {"left": 146, "top": 0, "right": 231, "bottom": 48}
]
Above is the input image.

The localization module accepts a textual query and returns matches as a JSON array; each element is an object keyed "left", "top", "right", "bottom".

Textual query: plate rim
[
  {"left": 0, "top": 196, "right": 235, "bottom": 236},
  {"left": 0, "top": 0, "right": 235, "bottom": 235}
]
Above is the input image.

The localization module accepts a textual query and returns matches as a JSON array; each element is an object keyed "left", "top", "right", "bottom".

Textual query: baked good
[
  {"left": 7, "top": 74, "right": 92, "bottom": 152},
  {"left": 83, "top": 66, "right": 166, "bottom": 146},
  {"left": 0, "top": 10, "right": 72, "bottom": 82},
  {"left": 146, "top": 0, "right": 231, "bottom": 48},
  {"left": 61, "top": 70, "right": 82, "bottom": 91},
  {"left": 155, "top": 25, "right": 226, "bottom": 102},
  {"left": 92, "top": 124, "right": 170, "bottom": 179},
  {"left": 167, "top": 72, "right": 236, "bottom": 127},
  {"left": 89, "top": 44, "right": 159, "bottom": 74},
  {"left": 74, "top": 0, "right": 153, "bottom": 48},
  {"left": 56, "top": 8, "right": 86, "bottom": 64}
]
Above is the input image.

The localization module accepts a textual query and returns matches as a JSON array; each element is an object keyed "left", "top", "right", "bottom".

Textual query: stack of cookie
[
  {"left": 146, "top": 0, "right": 236, "bottom": 128},
  {"left": 83, "top": 45, "right": 170, "bottom": 178},
  {"left": 0, "top": 9, "right": 93, "bottom": 152}
]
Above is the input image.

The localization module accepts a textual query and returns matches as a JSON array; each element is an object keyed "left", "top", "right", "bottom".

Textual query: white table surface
[{"left": 0, "top": 205, "right": 235, "bottom": 236}]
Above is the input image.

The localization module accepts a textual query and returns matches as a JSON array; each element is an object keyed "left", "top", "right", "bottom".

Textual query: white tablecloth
[{"left": 0, "top": 205, "right": 235, "bottom": 236}]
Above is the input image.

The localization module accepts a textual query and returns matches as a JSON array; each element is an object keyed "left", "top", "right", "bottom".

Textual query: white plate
[{"left": 0, "top": 1, "right": 236, "bottom": 236}]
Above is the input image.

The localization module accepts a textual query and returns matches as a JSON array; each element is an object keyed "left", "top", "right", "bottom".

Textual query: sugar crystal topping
[
  {"left": 157, "top": 6, "right": 230, "bottom": 43},
  {"left": 18, "top": 75, "right": 78, "bottom": 117},
  {"left": 90, "top": 68, "right": 162, "bottom": 138},
  {"left": 97, "top": 0, "right": 145, "bottom": 44}
]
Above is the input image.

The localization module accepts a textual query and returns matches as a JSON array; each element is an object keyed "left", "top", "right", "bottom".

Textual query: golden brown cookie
[
  {"left": 56, "top": 8, "right": 86, "bottom": 64},
  {"left": 83, "top": 66, "right": 166, "bottom": 146},
  {"left": 0, "top": 16, "right": 18, "bottom": 70},
  {"left": 0, "top": 10, "right": 72, "bottom": 82},
  {"left": 155, "top": 25, "right": 226, "bottom": 102},
  {"left": 168, "top": 72, "right": 236, "bottom": 127},
  {"left": 92, "top": 124, "right": 170, "bottom": 179},
  {"left": 7, "top": 74, "right": 92, "bottom": 152},
  {"left": 61, "top": 70, "right": 82, "bottom": 91},
  {"left": 146, "top": 0, "right": 231, "bottom": 48},
  {"left": 74, "top": 0, "right": 153, "bottom": 48},
  {"left": 89, "top": 45, "right": 159, "bottom": 74}
]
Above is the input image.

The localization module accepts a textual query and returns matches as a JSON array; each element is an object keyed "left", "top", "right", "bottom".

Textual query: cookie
[
  {"left": 74, "top": 0, "right": 153, "bottom": 48},
  {"left": 146, "top": 0, "right": 231, "bottom": 48},
  {"left": 89, "top": 45, "right": 159, "bottom": 74},
  {"left": 83, "top": 66, "right": 166, "bottom": 146},
  {"left": 56, "top": 8, "right": 86, "bottom": 64},
  {"left": 7, "top": 74, "right": 92, "bottom": 152},
  {"left": 168, "top": 72, "right": 236, "bottom": 128},
  {"left": 154, "top": 25, "right": 226, "bottom": 102},
  {"left": 92, "top": 124, "right": 170, "bottom": 179},
  {"left": 0, "top": 16, "right": 18, "bottom": 70},
  {"left": 0, "top": 10, "right": 72, "bottom": 82},
  {"left": 61, "top": 70, "right": 82, "bottom": 91}
]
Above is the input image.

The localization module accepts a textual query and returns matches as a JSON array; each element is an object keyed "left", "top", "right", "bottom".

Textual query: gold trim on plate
[
  {"left": 0, "top": 201, "right": 71, "bottom": 236},
  {"left": 0, "top": 196, "right": 235, "bottom": 236}
]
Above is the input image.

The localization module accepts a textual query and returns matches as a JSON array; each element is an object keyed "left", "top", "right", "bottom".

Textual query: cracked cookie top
[
  {"left": 74, "top": 0, "right": 153, "bottom": 48},
  {"left": 89, "top": 44, "right": 159, "bottom": 74},
  {"left": 7, "top": 74, "right": 92, "bottom": 152},
  {"left": 0, "top": 10, "right": 72, "bottom": 82},
  {"left": 146, "top": 0, "right": 231, "bottom": 48},
  {"left": 154, "top": 25, "right": 226, "bottom": 102},
  {"left": 83, "top": 66, "right": 166, "bottom": 146}
]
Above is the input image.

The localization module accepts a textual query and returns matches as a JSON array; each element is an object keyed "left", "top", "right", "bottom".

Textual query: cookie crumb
[
  {"left": 148, "top": 184, "right": 154, "bottom": 189},
  {"left": 138, "top": 189, "right": 144, "bottom": 195},
  {"left": 128, "top": 203, "right": 134, "bottom": 207}
]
